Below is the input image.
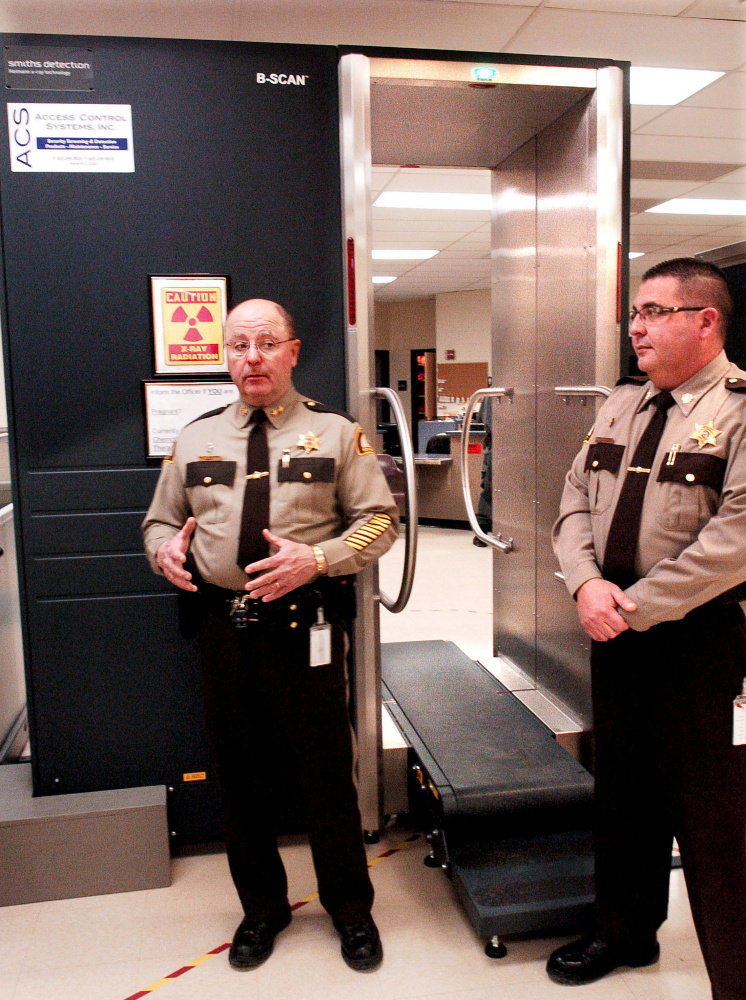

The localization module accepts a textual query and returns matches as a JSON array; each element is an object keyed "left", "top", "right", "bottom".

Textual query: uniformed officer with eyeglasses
[
  {"left": 143, "top": 299, "right": 399, "bottom": 973},
  {"left": 550, "top": 258, "right": 746, "bottom": 1000}
]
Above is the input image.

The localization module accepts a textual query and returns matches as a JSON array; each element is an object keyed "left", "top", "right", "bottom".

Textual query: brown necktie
[
  {"left": 236, "top": 409, "right": 270, "bottom": 572},
  {"left": 602, "top": 391, "right": 675, "bottom": 590}
]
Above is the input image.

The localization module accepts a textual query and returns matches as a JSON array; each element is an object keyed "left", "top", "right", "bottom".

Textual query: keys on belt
[{"left": 228, "top": 593, "right": 260, "bottom": 628}]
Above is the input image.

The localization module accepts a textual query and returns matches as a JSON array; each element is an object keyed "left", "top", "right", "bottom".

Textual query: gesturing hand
[
  {"left": 242, "top": 529, "right": 320, "bottom": 601},
  {"left": 156, "top": 517, "right": 198, "bottom": 592}
]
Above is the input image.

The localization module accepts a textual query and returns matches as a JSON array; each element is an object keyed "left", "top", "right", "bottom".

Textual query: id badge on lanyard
[
  {"left": 734, "top": 678, "right": 746, "bottom": 746},
  {"left": 310, "top": 605, "right": 332, "bottom": 667}
]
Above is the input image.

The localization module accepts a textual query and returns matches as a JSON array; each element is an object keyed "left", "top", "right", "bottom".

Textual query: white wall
[{"left": 435, "top": 289, "right": 491, "bottom": 367}]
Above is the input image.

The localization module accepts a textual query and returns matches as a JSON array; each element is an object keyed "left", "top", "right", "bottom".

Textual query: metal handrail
[
  {"left": 460, "top": 387, "right": 514, "bottom": 553},
  {"left": 554, "top": 385, "right": 612, "bottom": 400},
  {"left": 369, "top": 387, "right": 418, "bottom": 613}
]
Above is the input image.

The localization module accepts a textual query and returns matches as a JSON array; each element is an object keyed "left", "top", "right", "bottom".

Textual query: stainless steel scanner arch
[{"left": 340, "top": 49, "right": 627, "bottom": 829}]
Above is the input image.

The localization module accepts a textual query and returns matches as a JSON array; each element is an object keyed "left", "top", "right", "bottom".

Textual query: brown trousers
[
  {"left": 198, "top": 601, "right": 374, "bottom": 924},
  {"left": 591, "top": 602, "right": 746, "bottom": 1000}
]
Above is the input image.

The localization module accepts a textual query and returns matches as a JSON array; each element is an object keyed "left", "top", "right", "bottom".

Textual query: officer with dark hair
[
  {"left": 550, "top": 259, "right": 746, "bottom": 999},
  {"left": 143, "top": 299, "right": 398, "bottom": 974}
]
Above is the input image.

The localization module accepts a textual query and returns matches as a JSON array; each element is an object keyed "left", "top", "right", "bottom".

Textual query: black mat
[{"left": 382, "top": 640, "right": 593, "bottom": 820}]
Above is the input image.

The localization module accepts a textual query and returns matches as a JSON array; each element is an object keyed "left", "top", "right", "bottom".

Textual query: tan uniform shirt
[
  {"left": 552, "top": 351, "right": 746, "bottom": 632},
  {"left": 143, "top": 386, "right": 400, "bottom": 591}
]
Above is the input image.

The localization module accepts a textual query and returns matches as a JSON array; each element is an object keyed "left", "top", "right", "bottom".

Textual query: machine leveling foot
[
  {"left": 485, "top": 936, "right": 507, "bottom": 959},
  {"left": 363, "top": 830, "right": 380, "bottom": 845},
  {"left": 423, "top": 852, "right": 440, "bottom": 868}
]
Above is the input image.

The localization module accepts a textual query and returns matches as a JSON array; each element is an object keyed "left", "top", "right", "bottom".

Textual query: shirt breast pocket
[
  {"left": 277, "top": 457, "right": 336, "bottom": 524},
  {"left": 655, "top": 452, "right": 726, "bottom": 532},
  {"left": 584, "top": 442, "right": 625, "bottom": 515},
  {"left": 185, "top": 461, "right": 237, "bottom": 524}
]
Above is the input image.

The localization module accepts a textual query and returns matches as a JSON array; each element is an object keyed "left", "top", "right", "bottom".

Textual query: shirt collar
[
  {"left": 634, "top": 351, "right": 731, "bottom": 417},
  {"left": 232, "top": 385, "right": 302, "bottom": 429}
]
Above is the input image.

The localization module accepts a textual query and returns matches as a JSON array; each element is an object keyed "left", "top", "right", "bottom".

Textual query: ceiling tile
[
  {"left": 232, "top": 0, "right": 530, "bottom": 49},
  {"left": 632, "top": 106, "right": 669, "bottom": 130},
  {"left": 631, "top": 160, "right": 743, "bottom": 180},
  {"left": 635, "top": 106, "right": 746, "bottom": 139},
  {"left": 631, "top": 133, "right": 746, "bottom": 164},
  {"left": 502, "top": 7, "right": 746, "bottom": 69},
  {"left": 545, "top": 0, "right": 690, "bottom": 12},
  {"left": 682, "top": 0, "right": 746, "bottom": 22},
  {"left": 689, "top": 181, "right": 746, "bottom": 198},
  {"left": 630, "top": 179, "right": 704, "bottom": 198},
  {"left": 682, "top": 71, "right": 746, "bottom": 109}
]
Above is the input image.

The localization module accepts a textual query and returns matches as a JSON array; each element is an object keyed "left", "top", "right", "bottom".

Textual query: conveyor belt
[
  {"left": 381, "top": 640, "right": 595, "bottom": 944},
  {"left": 382, "top": 640, "right": 593, "bottom": 819}
]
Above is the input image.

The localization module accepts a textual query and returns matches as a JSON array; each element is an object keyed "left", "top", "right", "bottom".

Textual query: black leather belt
[{"left": 199, "top": 576, "right": 356, "bottom": 629}]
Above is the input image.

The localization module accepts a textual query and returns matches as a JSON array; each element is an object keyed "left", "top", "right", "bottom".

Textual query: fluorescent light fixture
[
  {"left": 629, "top": 252, "right": 645, "bottom": 259},
  {"left": 630, "top": 67, "right": 724, "bottom": 106},
  {"left": 647, "top": 199, "right": 746, "bottom": 216},
  {"left": 374, "top": 192, "right": 491, "bottom": 210},
  {"left": 373, "top": 276, "right": 397, "bottom": 284},
  {"left": 372, "top": 249, "right": 439, "bottom": 260},
  {"left": 472, "top": 66, "right": 499, "bottom": 83}
]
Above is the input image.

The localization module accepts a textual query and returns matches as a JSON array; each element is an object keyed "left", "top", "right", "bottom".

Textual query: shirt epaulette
[
  {"left": 303, "top": 400, "right": 356, "bottom": 422},
  {"left": 185, "top": 404, "right": 230, "bottom": 426},
  {"left": 725, "top": 377, "right": 746, "bottom": 393},
  {"left": 615, "top": 375, "right": 648, "bottom": 386}
]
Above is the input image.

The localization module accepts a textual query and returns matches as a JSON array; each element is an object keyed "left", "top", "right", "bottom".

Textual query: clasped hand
[{"left": 575, "top": 578, "right": 637, "bottom": 641}]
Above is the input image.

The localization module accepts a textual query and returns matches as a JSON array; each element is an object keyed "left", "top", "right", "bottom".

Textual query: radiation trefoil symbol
[{"left": 170, "top": 304, "right": 214, "bottom": 342}]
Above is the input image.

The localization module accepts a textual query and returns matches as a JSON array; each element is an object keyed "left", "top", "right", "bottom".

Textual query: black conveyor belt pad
[{"left": 382, "top": 641, "right": 593, "bottom": 819}]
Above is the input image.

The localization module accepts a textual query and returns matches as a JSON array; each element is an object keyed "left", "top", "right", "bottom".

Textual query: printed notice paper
[{"left": 7, "top": 103, "right": 134, "bottom": 172}]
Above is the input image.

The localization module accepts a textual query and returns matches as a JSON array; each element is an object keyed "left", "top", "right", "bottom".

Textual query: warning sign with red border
[{"left": 151, "top": 275, "right": 228, "bottom": 374}]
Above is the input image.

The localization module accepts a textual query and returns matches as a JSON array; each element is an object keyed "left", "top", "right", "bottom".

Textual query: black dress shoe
[
  {"left": 547, "top": 934, "right": 659, "bottom": 985},
  {"left": 228, "top": 910, "right": 291, "bottom": 970},
  {"left": 333, "top": 914, "right": 383, "bottom": 972}
]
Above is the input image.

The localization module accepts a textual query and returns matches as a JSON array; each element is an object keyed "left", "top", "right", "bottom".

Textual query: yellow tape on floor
[{"left": 123, "top": 832, "right": 419, "bottom": 999}]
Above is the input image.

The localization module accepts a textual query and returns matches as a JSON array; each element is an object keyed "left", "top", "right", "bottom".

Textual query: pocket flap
[
  {"left": 185, "top": 461, "right": 237, "bottom": 488},
  {"left": 584, "top": 442, "right": 625, "bottom": 474},
  {"left": 277, "top": 457, "right": 335, "bottom": 483},
  {"left": 657, "top": 452, "right": 726, "bottom": 492}
]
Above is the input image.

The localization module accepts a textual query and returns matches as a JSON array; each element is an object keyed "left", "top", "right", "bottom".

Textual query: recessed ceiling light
[
  {"left": 629, "top": 252, "right": 645, "bottom": 259},
  {"left": 372, "top": 250, "right": 440, "bottom": 260},
  {"left": 646, "top": 199, "right": 746, "bottom": 215},
  {"left": 374, "top": 192, "right": 491, "bottom": 210},
  {"left": 373, "top": 276, "right": 397, "bottom": 284},
  {"left": 630, "top": 67, "right": 724, "bottom": 106}
]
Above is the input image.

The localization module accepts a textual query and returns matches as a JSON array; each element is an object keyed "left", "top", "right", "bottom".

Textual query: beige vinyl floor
[{"left": 0, "top": 527, "right": 712, "bottom": 1000}]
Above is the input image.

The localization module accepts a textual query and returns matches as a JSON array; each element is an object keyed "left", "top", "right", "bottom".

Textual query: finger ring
[{"left": 274, "top": 581, "right": 280, "bottom": 589}]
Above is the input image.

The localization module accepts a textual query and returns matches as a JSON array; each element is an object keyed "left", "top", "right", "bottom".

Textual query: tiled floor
[{"left": 0, "top": 528, "right": 712, "bottom": 1000}]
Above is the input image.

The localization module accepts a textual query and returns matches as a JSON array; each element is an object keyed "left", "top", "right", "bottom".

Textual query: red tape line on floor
[{"left": 122, "top": 832, "right": 419, "bottom": 1000}]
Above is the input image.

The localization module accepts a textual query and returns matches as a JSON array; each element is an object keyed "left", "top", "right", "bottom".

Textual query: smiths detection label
[
  {"left": 7, "top": 104, "right": 134, "bottom": 172},
  {"left": 4, "top": 46, "right": 94, "bottom": 91}
]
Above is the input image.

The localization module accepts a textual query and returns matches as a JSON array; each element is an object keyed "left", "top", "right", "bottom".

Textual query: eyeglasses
[
  {"left": 629, "top": 305, "right": 707, "bottom": 325},
  {"left": 226, "top": 337, "right": 297, "bottom": 357}
]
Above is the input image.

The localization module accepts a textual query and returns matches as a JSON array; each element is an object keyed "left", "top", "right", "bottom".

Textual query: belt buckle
[{"left": 229, "top": 593, "right": 260, "bottom": 628}]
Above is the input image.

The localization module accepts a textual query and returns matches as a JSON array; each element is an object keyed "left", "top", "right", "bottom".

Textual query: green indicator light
[{"left": 472, "top": 66, "right": 499, "bottom": 82}]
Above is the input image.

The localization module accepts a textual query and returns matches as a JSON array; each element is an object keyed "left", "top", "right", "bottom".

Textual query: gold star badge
[
  {"left": 270, "top": 405, "right": 285, "bottom": 417},
  {"left": 690, "top": 421, "right": 722, "bottom": 449},
  {"left": 298, "top": 431, "right": 321, "bottom": 453}
]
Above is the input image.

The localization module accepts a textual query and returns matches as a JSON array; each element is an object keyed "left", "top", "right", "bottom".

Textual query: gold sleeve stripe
[{"left": 344, "top": 513, "right": 393, "bottom": 552}]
